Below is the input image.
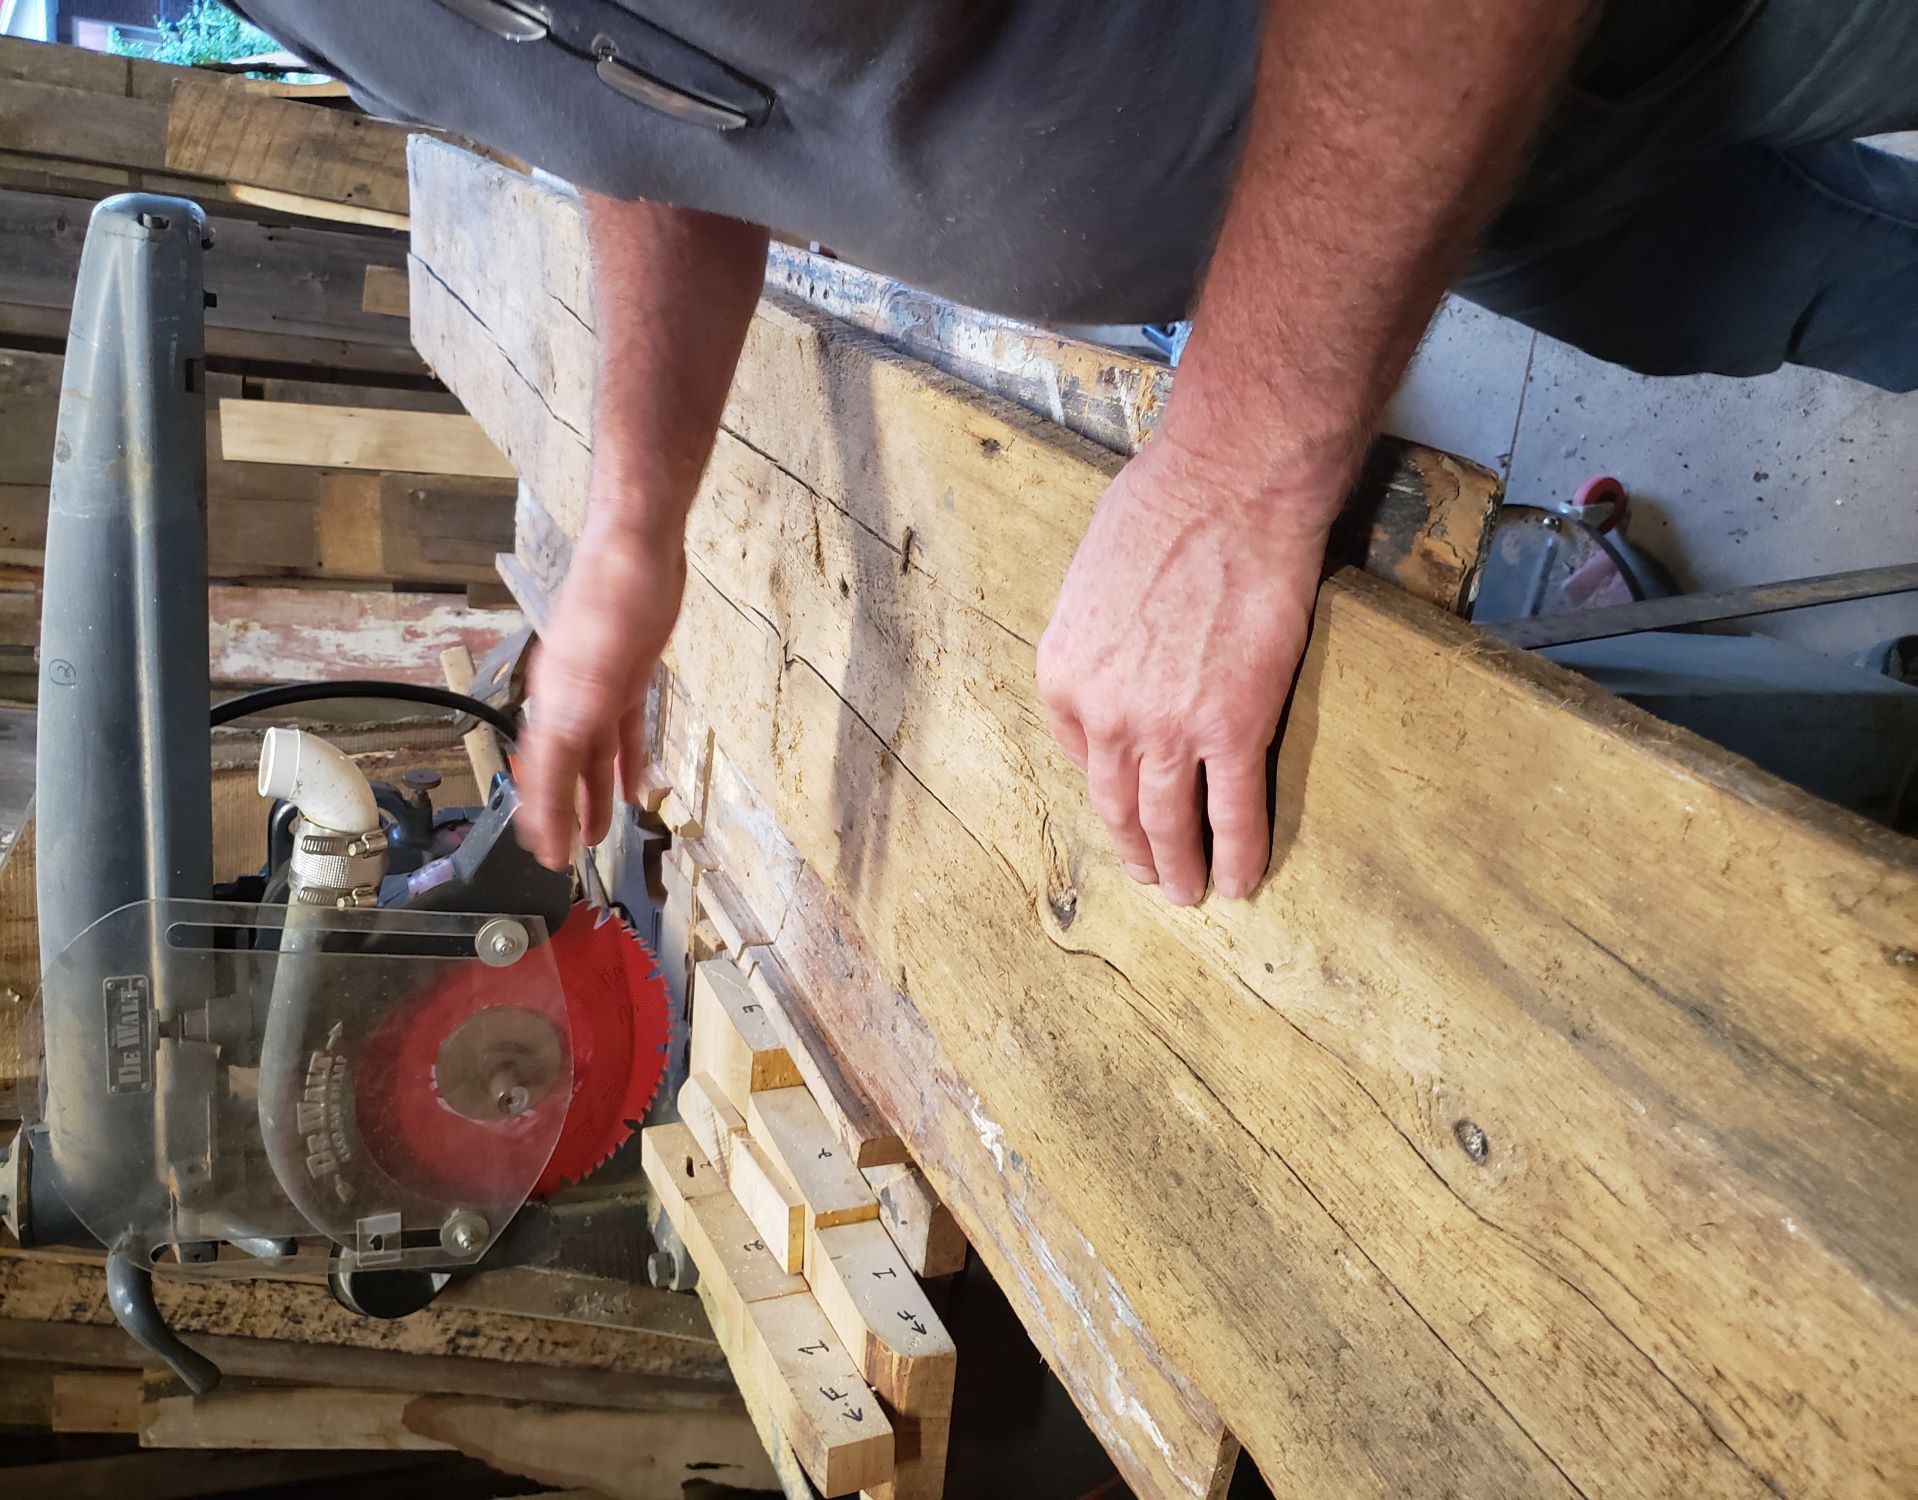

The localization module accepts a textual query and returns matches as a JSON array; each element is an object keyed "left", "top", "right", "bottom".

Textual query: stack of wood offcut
[
  {"left": 0, "top": 34, "right": 523, "bottom": 699},
  {"left": 640, "top": 765, "right": 967, "bottom": 1500}
]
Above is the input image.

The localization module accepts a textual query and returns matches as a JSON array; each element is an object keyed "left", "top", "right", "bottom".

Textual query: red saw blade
[
  {"left": 358, "top": 901, "right": 671, "bottom": 1204},
  {"left": 534, "top": 902, "right": 673, "bottom": 1194}
]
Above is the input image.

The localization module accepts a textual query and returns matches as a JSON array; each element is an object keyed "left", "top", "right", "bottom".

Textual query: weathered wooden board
[
  {"left": 0, "top": 38, "right": 410, "bottom": 229},
  {"left": 416, "top": 138, "right": 1918, "bottom": 1498},
  {"left": 0, "top": 75, "right": 170, "bottom": 174},
  {"left": 0, "top": 809, "right": 37, "bottom": 1116},
  {"left": 0, "top": 1250, "right": 729, "bottom": 1381},
  {"left": 406, "top": 136, "right": 1498, "bottom": 609},
  {"left": 167, "top": 75, "right": 411, "bottom": 219},
  {"left": 391, "top": 1394, "right": 778, "bottom": 1498},
  {"left": 0, "top": 1314, "right": 733, "bottom": 1416},
  {"left": 362, "top": 263, "right": 411, "bottom": 318},
  {"left": 0, "top": 583, "right": 515, "bottom": 687},
  {"left": 219, "top": 398, "right": 515, "bottom": 479},
  {"left": 0, "top": 350, "right": 513, "bottom": 586},
  {"left": 764, "top": 244, "right": 1171, "bottom": 456},
  {"left": 208, "top": 584, "right": 520, "bottom": 685},
  {"left": 131, "top": 1378, "right": 778, "bottom": 1498},
  {"left": 0, "top": 187, "right": 421, "bottom": 375}
]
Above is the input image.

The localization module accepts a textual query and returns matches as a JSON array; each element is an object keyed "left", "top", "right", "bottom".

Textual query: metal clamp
[{"left": 298, "top": 827, "right": 389, "bottom": 860}]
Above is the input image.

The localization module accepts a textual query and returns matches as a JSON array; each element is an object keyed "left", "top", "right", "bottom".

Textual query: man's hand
[
  {"left": 512, "top": 193, "right": 767, "bottom": 870},
  {"left": 1042, "top": 0, "right": 1581, "bottom": 902},
  {"left": 517, "top": 520, "right": 686, "bottom": 870},
  {"left": 1038, "top": 431, "right": 1337, "bottom": 905}
]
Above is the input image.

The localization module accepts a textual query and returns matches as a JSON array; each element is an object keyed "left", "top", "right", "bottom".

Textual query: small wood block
[
  {"left": 863, "top": 1406, "right": 952, "bottom": 1500},
  {"left": 643, "top": 1125, "right": 807, "bottom": 1305},
  {"left": 731, "top": 1133, "right": 807, "bottom": 1274},
  {"left": 314, "top": 472, "right": 387, "bottom": 578},
  {"left": 730, "top": 1292, "right": 894, "bottom": 1497},
  {"left": 862, "top": 1165, "right": 968, "bottom": 1280},
  {"left": 692, "top": 957, "right": 804, "bottom": 1113},
  {"left": 659, "top": 789, "right": 702, "bottom": 837},
  {"left": 746, "top": 948, "right": 907, "bottom": 1170},
  {"left": 660, "top": 843, "right": 695, "bottom": 901},
  {"left": 806, "top": 1220, "right": 955, "bottom": 1413},
  {"left": 636, "top": 762, "right": 673, "bottom": 814},
  {"left": 699, "top": 868, "right": 772, "bottom": 954},
  {"left": 51, "top": 1371, "right": 143, "bottom": 1434},
  {"left": 749, "top": 1087, "right": 879, "bottom": 1232},
  {"left": 361, "top": 263, "right": 411, "bottom": 318},
  {"left": 691, "top": 918, "right": 726, "bottom": 965},
  {"left": 140, "top": 1380, "right": 448, "bottom": 1451},
  {"left": 653, "top": 1131, "right": 892, "bottom": 1496},
  {"left": 679, "top": 1071, "right": 747, "bottom": 1179},
  {"left": 686, "top": 1294, "right": 825, "bottom": 1500}
]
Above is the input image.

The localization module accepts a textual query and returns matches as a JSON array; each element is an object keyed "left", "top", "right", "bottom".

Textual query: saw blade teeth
[{"left": 531, "top": 901, "right": 673, "bottom": 1196}]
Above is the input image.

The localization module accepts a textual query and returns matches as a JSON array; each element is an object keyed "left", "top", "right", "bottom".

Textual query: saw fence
[{"left": 409, "top": 134, "right": 1918, "bottom": 1500}]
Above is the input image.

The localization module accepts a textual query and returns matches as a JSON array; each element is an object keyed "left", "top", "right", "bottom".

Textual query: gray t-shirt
[
  {"left": 236, "top": 2, "right": 1893, "bottom": 324},
  {"left": 234, "top": 0, "right": 1258, "bottom": 323}
]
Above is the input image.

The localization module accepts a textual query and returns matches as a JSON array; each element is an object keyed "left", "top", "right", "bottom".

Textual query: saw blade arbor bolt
[
  {"left": 441, "top": 1210, "right": 489, "bottom": 1257},
  {"left": 475, "top": 917, "right": 529, "bottom": 967},
  {"left": 490, "top": 1063, "right": 532, "bottom": 1117}
]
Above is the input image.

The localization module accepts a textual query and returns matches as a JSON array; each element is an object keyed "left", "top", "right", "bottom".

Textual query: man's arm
[
  {"left": 1037, "top": 0, "right": 1586, "bottom": 904},
  {"left": 517, "top": 193, "right": 768, "bottom": 870}
]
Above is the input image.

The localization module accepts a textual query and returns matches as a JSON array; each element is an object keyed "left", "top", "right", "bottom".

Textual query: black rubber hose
[{"left": 210, "top": 680, "right": 519, "bottom": 743}]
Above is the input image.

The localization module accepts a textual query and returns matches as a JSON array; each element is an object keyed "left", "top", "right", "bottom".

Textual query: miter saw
[{"left": 0, "top": 195, "right": 672, "bottom": 1390}]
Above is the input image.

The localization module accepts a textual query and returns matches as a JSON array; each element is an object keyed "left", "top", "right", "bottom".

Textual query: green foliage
[{"left": 108, "top": 1, "right": 279, "bottom": 68}]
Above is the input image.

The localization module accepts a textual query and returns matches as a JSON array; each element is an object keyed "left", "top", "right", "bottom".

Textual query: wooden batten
[
  {"left": 690, "top": 956, "right": 804, "bottom": 1114},
  {"left": 219, "top": 399, "right": 515, "bottom": 479}
]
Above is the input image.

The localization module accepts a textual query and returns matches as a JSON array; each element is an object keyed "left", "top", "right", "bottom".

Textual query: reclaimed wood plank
[
  {"left": 419, "top": 137, "right": 1918, "bottom": 1499},
  {"left": 207, "top": 584, "right": 520, "bottom": 685},
  {"left": 219, "top": 399, "right": 514, "bottom": 479},
  {"left": 0, "top": 187, "right": 420, "bottom": 376},
  {"left": 166, "top": 76, "right": 409, "bottom": 217},
  {"left": 0, "top": 1316, "right": 736, "bottom": 1414},
  {"left": 0, "top": 1251, "right": 727, "bottom": 1383},
  {"left": 406, "top": 136, "right": 1497, "bottom": 605}
]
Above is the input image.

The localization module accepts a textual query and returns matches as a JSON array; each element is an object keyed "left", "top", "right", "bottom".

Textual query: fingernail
[
  {"left": 1124, "top": 863, "right": 1158, "bottom": 885},
  {"left": 1216, "top": 878, "right": 1248, "bottom": 901},
  {"left": 1164, "top": 884, "right": 1198, "bottom": 907}
]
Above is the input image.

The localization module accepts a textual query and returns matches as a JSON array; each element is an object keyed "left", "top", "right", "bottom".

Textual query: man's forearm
[
  {"left": 1170, "top": 0, "right": 1587, "bottom": 498},
  {"left": 583, "top": 192, "right": 769, "bottom": 540}
]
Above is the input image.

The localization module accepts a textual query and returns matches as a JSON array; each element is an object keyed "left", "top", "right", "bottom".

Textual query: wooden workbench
[{"left": 411, "top": 137, "right": 1917, "bottom": 1499}]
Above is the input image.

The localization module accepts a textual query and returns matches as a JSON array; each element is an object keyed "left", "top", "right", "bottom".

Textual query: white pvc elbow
[{"left": 257, "top": 727, "right": 379, "bottom": 835}]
